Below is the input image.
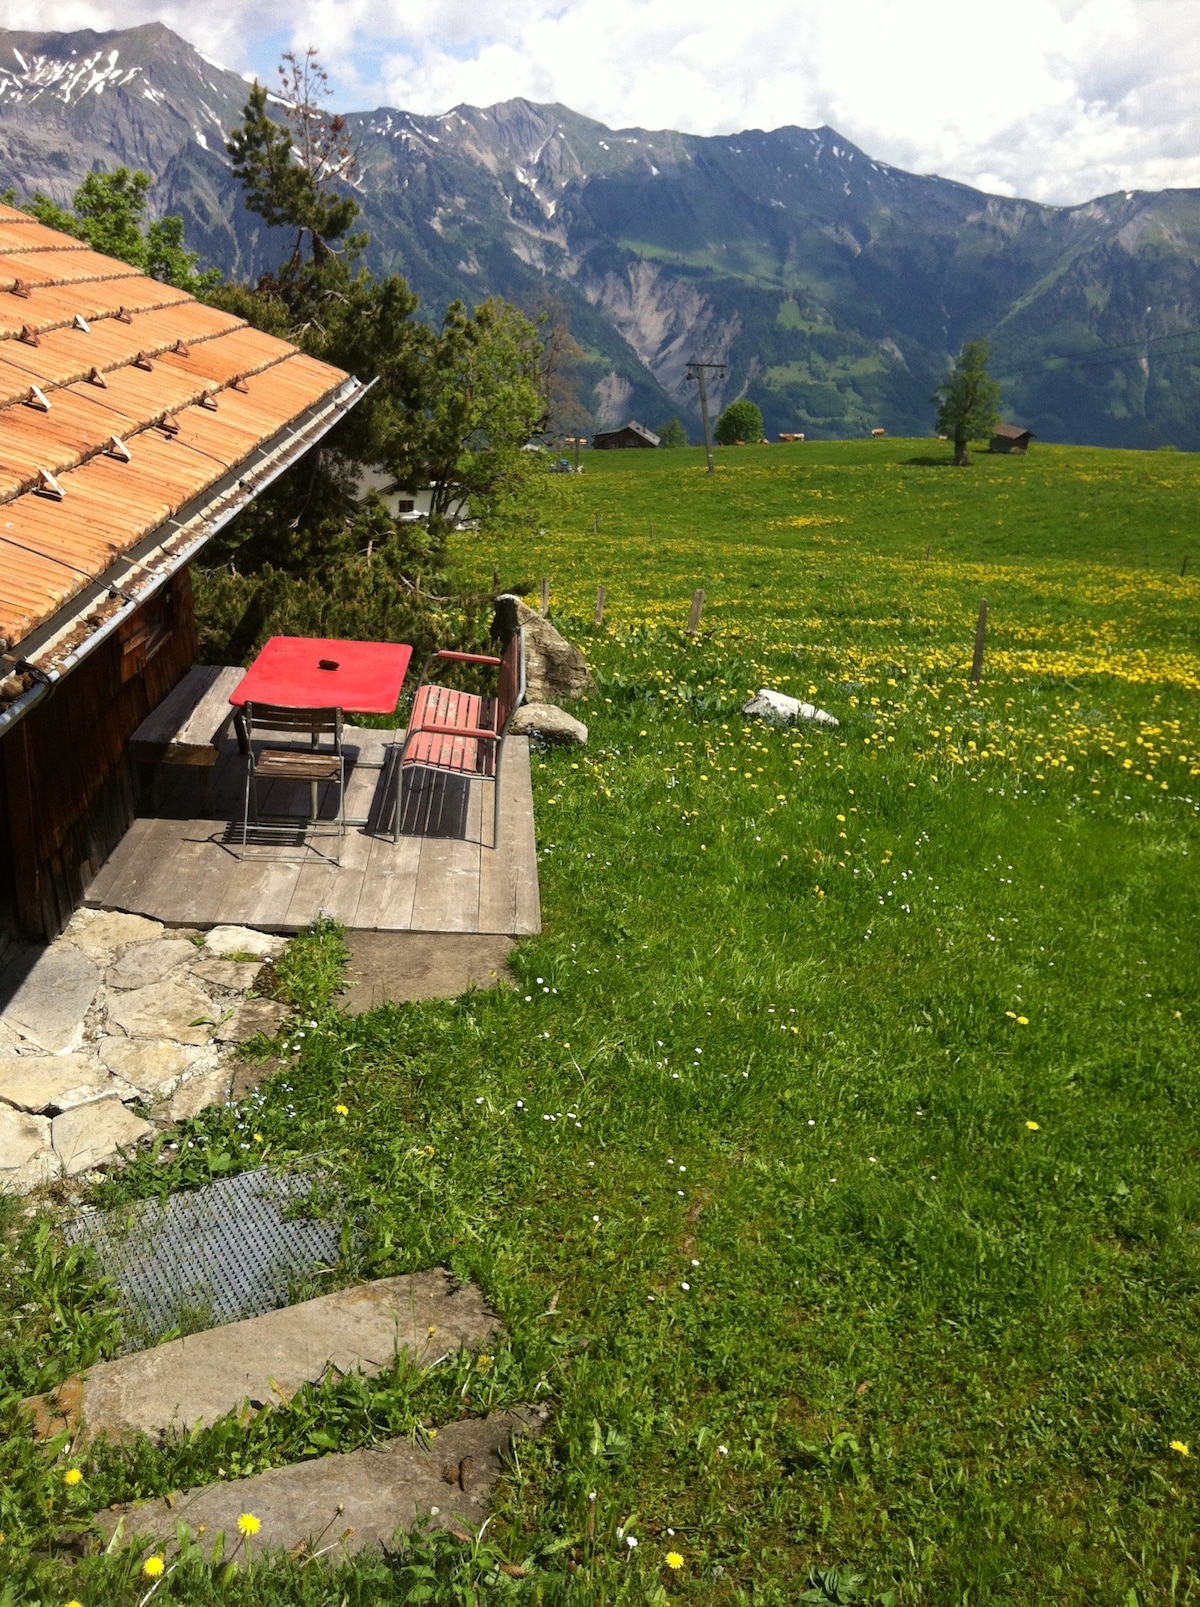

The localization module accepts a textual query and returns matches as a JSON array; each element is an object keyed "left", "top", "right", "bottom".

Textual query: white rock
[
  {"left": 741, "top": 689, "right": 839, "bottom": 729},
  {"left": 105, "top": 981, "right": 216, "bottom": 1046},
  {"left": 202, "top": 926, "right": 286, "bottom": 960},
  {"left": 189, "top": 959, "right": 264, "bottom": 992},
  {"left": 105, "top": 939, "right": 197, "bottom": 991},
  {"left": 97, "top": 1038, "right": 197, "bottom": 1097},
  {"left": 0, "top": 1105, "right": 57, "bottom": 1192},
  {"left": 67, "top": 910, "right": 164, "bottom": 962},
  {"left": 0, "top": 945, "right": 100, "bottom": 1053},
  {"left": 159, "top": 1065, "right": 233, "bottom": 1124},
  {"left": 509, "top": 703, "right": 588, "bottom": 745},
  {"left": 52, "top": 1098, "right": 155, "bottom": 1177},
  {"left": 0, "top": 1053, "right": 113, "bottom": 1114}
]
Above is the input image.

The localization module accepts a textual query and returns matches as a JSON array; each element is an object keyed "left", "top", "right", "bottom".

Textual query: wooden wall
[{"left": 0, "top": 569, "right": 197, "bottom": 940}]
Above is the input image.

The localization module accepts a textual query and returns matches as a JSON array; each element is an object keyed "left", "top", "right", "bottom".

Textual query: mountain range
[{"left": 4, "top": 22, "right": 1200, "bottom": 447}]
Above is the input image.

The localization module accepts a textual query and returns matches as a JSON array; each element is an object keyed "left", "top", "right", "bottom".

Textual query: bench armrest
[
  {"left": 433, "top": 650, "right": 502, "bottom": 666},
  {"left": 408, "top": 721, "right": 499, "bottom": 742}
]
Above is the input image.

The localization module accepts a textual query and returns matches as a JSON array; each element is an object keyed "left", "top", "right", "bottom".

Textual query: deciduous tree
[
  {"left": 934, "top": 339, "right": 1002, "bottom": 465},
  {"left": 715, "top": 397, "right": 763, "bottom": 446}
]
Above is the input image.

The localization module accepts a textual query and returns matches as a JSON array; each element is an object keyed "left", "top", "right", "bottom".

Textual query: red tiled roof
[{"left": 0, "top": 200, "right": 352, "bottom": 652}]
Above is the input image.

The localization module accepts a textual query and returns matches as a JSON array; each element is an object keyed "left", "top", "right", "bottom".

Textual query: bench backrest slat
[{"left": 496, "top": 628, "right": 526, "bottom": 734}]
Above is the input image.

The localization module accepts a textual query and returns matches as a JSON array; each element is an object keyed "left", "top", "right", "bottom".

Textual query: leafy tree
[
  {"left": 715, "top": 397, "right": 764, "bottom": 445},
  {"left": 531, "top": 292, "right": 592, "bottom": 444},
  {"left": 934, "top": 339, "right": 1002, "bottom": 465},
  {"left": 226, "top": 50, "right": 362, "bottom": 274},
  {"left": 24, "top": 169, "right": 219, "bottom": 293},
  {"left": 659, "top": 416, "right": 690, "bottom": 448}
]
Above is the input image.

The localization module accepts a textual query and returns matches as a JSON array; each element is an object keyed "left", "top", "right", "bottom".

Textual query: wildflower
[
  {"left": 142, "top": 1556, "right": 165, "bottom": 1578},
  {"left": 626, "top": 1535, "right": 638, "bottom": 1549},
  {"left": 1026, "top": 1120, "right": 1040, "bottom": 1131},
  {"left": 477, "top": 1353, "right": 493, "bottom": 1371},
  {"left": 666, "top": 1551, "right": 684, "bottom": 1569},
  {"left": 237, "top": 1512, "right": 261, "bottom": 1536},
  {"left": 335, "top": 1104, "right": 349, "bottom": 1116},
  {"left": 62, "top": 1467, "right": 83, "bottom": 1486},
  {"left": 1171, "top": 1440, "right": 1190, "bottom": 1456}
]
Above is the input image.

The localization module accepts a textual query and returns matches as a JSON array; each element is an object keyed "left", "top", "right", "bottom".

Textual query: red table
[{"left": 230, "top": 637, "right": 413, "bottom": 716}]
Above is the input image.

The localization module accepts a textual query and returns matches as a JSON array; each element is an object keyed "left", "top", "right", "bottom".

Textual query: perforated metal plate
[{"left": 65, "top": 1168, "right": 341, "bottom": 1348}]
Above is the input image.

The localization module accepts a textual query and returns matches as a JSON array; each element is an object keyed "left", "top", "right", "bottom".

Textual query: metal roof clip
[
  {"left": 159, "top": 415, "right": 180, "bottom": 438},
  {"left": 116, "top": 306, "right": 133, "bottom": 324},
  {"left": 199, "top": 391, "right": 219, "bottom": 411},
  {"left": 73, "top": 313, "right": 91, "bottom": 332},
  {"left": 11, "top": 279, "right": 30, "bottom": 299},
  {"left": 133, "top": 350, "right": 154, "bottom": 371},
  {"left": 174, "top": 339, "right": 191, "bottom": 357},
  {"left": 231, "top": 377, "right": 250, "bottom": 393},
  {"left": 18, "top": 325, "right": 39, "bottom": 347},
  {"left": 105, "top": 435, "right": 132, "bottom": 463},
  {"left": 26, "top": 385, "right": 50, "bottom": 413},
  {"left": 35, "top": 468, "right": 64, "bottom": 501},
  {"left": 87, "top": 366, "right": 108, "bottom": 389}
]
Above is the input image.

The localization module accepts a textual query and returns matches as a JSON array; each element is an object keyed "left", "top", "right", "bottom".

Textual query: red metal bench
[{"left": 387, "top": 627, "right": 526, "bottom": 847}]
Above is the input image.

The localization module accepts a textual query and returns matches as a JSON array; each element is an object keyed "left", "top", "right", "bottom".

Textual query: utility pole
[{"left": 686, "top": 359, "right": 727, "bottom": 476}]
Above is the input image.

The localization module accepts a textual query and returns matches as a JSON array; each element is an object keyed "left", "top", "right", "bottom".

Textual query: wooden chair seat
[{"left": 254, "top": 750, "right": 344, "bottom": 782}]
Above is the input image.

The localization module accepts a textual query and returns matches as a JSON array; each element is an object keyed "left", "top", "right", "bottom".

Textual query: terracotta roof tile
[{"left": 0, "top": 214, "right": 355, "bottom": 651}]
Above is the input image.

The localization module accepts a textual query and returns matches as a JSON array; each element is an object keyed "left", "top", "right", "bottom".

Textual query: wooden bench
[{"left": 129, "top": 664, "right": 243, "bottom": 809}]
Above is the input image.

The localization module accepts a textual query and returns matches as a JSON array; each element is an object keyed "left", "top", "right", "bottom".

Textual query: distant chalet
[
  {"left": 593, "top": 421, "right": 660, "bottom": 450},
  {"left": 990, "top": 423, "right": 1034, "bottom": 454}
]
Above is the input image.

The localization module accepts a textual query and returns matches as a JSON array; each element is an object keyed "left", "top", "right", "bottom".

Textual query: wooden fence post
[
  {"left": 540, "top": 577, "right": 550, "bottom": 616},
  {"left": 1182, "top": 555, "right": 1190, "bottom": 577},
  {"left": 595, "top": 585, "right": 607, "bottom": 626},
  {"left": 593, "top": 514, "right": 598, "bottom": 534},
  {"left": 492, "top": 565, "right": 500, "bottom": 592},
  {"left": 650, "top": 522, "right": 655, "bottom": 539},
  {"left": 971, "top": 597, "right": 988, "bottom": 683},
  {"left": 687, "top": 588, "right": 706, "bottom": 636}
]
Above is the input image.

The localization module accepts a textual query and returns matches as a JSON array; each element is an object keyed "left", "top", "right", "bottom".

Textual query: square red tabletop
[{"left": 229, "top": 637, "right": 413, "bottom": 717}]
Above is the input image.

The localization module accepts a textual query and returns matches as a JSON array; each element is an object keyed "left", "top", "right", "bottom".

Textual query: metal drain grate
[{"left": 65, "top": 1168, "right": 342, "bottom": 1348}]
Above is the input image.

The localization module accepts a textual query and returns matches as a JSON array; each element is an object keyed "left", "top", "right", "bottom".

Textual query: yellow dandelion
[
  {"left": 334, "top": 1104, "right": 349, "bottom": 1116},
  {"left": 477, "top": 1353, "right": 493, "bottom": 1371},
  {"left": 665, "top": 1550, "right": 684, "bottom": 1569},
  {"left": 1171, "top": 1439, "right": 1190, "bottom": 1457},
  {"left": 65, "top": 1600, "right": 84, "bottom": 1607},
  {"left": 1026, "top": 1121, "right": 1040, "bottom": 1131},
  {"left": 62, "top": 1467, "right": 83, "bottom": 1486},
  {"left": 142, "top": 1556, "right": 165, "bottom": 1579},
  {"left": 1016, "top": 1016, "right": 1029, "bottom": 1025},
  {"left": 238, "top": 1512, "right": 261, "bottom": 1536}
]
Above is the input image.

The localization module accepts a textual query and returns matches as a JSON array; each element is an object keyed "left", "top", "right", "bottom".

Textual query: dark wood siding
[{"left": 0, "top": 568, "right": 197, "bottom": 939}]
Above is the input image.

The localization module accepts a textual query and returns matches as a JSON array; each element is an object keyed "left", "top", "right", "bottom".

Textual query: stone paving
[{"left": 0, "top": 913, "right": 289, "bottom": 1193}]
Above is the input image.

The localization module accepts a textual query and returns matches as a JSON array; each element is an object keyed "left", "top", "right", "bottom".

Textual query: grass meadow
[{"left": 1, "top": 438, "right": 1199, "bottom": 1606}]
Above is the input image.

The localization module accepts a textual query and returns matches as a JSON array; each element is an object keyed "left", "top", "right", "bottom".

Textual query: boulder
[
  {"left": 742, "top": 689, "right": 839, "bottom": 729},
  {"left": 202, "top": 926, "right": 287, "bottom": 960},
  {"left": 493, "top": 594, "right": 594, "bottom": 705},
  {"left": 509, "top": 703, "right": 588, "bottom": 745},
  {"left": 105, "top": 980, "right": 216, "bottom": 1046}
]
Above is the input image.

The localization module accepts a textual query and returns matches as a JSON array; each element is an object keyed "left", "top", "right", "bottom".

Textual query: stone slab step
[
  {"left": 23, "top": 1271, "right": 498, "bottom": 1446},
  {"left": 96, "top": 1407, "right": 546, "bottom": 1560}
]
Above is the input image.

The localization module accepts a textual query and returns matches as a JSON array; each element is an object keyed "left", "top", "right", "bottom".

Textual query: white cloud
[{"left": 8, "top": 0, "right": 1200, "bottom": 203}]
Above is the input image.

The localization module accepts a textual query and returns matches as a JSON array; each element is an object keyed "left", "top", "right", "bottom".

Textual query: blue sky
[{"left": 12, "top": 0, "right": 1200, "bottom": 205}]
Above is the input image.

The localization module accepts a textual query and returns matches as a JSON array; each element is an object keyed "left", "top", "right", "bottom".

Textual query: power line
[{"left": 997, "top": 325, "right": 1200, "bottom": 380}]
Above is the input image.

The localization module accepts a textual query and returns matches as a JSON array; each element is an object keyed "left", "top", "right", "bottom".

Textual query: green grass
[{"left": 2, "top": 440, "right": 1200, "bottom": 1604}]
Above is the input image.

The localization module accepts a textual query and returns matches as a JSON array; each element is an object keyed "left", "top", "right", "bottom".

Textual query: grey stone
[
  {"left": 510, "top": 702, "right": 588, "bottom": 745},
  {"left": 51, "top": 1097, "right": 155, "bottom": 1177},
  {"left": 0, "top": 1053, "right": 112, "bottom": 1114},
  {"left": 741, "top": 688, "right": 840, "bottom": 729},
  {"left": 214, "top": 997, "right": 288, "bottom": 1044},
  {"left": 105, "top": 939, "right": 197, "bottom": 991},
  {"left": 159, "top": 1065, "right": 233, "bottom": 1123},
  {"left": 189, "top": 960, "right": 264, "bottom": 992},
  {"left": 67, "top": 911, "right": 164, "bottom": 962},
  {"left": 105, "top": 981, "right": 216, "bottom": 1046},
  {"left": 203, "top": 926, "right": 287, "bottom": 960},
  {"left": 0, "top": 1106, "right": 57, "bottom": 1192},
  {"left": 494, "top": 594, "right": 594, "bottom": 704},
  {"left": 95, "top": 1408, "right": 546, "bottom": 1560},
  {"left": 24, "top": 1270, "right": 499, "bottom": 1445},
  {"left": 98, "top": 1039, "right": 196, "bottom": 1097},
  {"left": 0, "top": 944, "right": 100, "bottom": 1053},
  {"left": 336, "top": 933, "right": 515, "bottom": 1014},
  {"left": 0, "top": 1019, "right": 27, "bottom": 1054}
]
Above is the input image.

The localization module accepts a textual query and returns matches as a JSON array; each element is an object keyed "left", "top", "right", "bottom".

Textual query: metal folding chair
[{"left": 238, "top": 702, "right": 346, "bottom": 863}]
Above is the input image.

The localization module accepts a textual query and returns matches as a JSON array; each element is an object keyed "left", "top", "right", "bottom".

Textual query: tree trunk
[{"left": 954, "top": 433, "right": 971, "bottom": 466}]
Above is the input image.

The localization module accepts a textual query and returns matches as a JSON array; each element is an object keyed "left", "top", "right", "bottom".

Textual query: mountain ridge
[{"left": 4, "top": 23, "right": 1200, "bottom": 447}]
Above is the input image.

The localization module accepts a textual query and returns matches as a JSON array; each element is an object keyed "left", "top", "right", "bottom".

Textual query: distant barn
[
  {"left": 991, "top": 423, "right": 1034, "bottom": 454},
  {"left": 593, "top": 421, "right": 660, "bottom": 450}
]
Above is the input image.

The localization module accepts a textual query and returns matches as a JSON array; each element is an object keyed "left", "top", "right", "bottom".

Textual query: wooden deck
[{"left": 84, "top": 728, "right": 541, "bottom": 935}]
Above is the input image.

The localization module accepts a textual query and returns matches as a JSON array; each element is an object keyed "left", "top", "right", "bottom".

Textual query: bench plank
[{"left": 130, "top": 665, "right": 243, "bottom": 767}]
